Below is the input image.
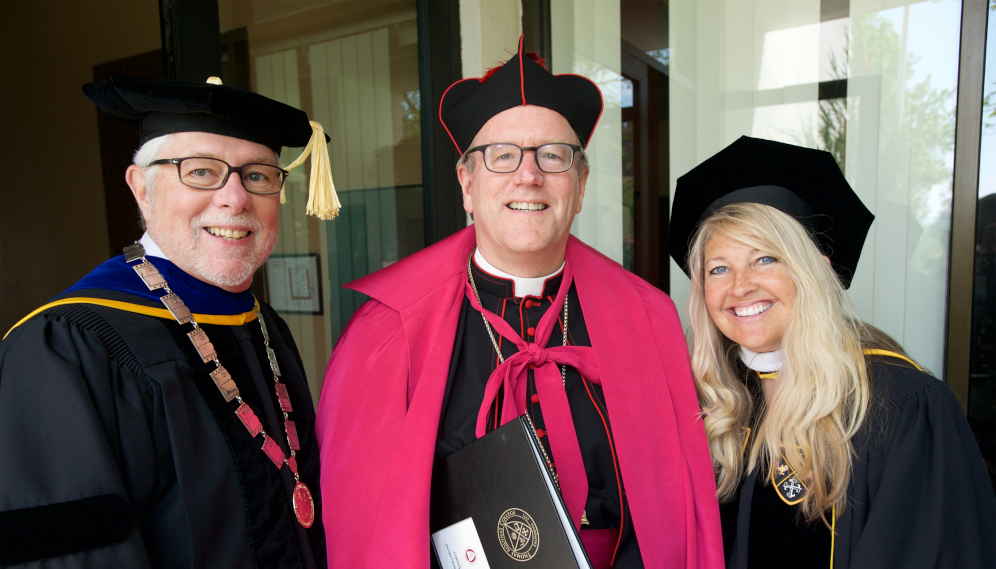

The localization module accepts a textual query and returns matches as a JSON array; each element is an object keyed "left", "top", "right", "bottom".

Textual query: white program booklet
[{"left": 431, "top": 516, "right": 491, "bottom": 568}]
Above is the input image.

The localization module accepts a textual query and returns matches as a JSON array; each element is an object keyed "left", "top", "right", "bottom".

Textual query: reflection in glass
[
  {"left": 622, "top": 117, "right": 634, "bottom": 272},
  {"left": 668, "top": 0, "right": 962, "bottom": 377},
  {"left": 847, "top": 2, "right": 961, "bottom": 377},
  {"left": 547, "top": 0, "right": 677, "bottom": 283},
  {"left": 552, "top": 0, "right": 625, "bottom": 265},
  {"left": 621, "top": 76, "right": 635, "bottom": 272},
  {"left": 620, "top": 0, "right": 670, "bottom": 289},
  {"left": 219, "top": 1, "right": 422, "bottom": 401}
]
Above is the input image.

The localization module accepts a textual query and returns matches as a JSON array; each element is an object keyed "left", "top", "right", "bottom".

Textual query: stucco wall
[{"left": 460, "top": 0, "right": 523, "bottom": 78}]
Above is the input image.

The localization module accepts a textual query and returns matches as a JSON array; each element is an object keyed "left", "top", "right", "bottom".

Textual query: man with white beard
[{"left": 0, "top": 76, "right": 337, "bottom": 568}]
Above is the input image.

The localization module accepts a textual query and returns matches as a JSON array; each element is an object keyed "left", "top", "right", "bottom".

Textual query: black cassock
[
  {"left": 0, "top": 283, "right": 326, "bottom": 568},
  {"left": 720, "top": 356, "right": 995, "bottom": 569},
  {"left": 433, "top": 260, "right": 644, "bottom": 568}
]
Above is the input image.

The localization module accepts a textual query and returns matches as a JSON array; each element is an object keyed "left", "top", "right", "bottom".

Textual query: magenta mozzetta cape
[{"left": 315, "top": 227, "right": 723, "bottom": 568}]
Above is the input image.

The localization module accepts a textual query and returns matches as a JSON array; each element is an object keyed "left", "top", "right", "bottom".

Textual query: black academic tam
[
  {"left": 667, "top": 136, "right": 874, "bottom": 289},
  {"left": 83, "top": 76, "right": 329, "bottom": 152}
]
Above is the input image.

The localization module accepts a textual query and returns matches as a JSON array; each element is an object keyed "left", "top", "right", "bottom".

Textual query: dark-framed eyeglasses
[
  {"left": 466, "top": 142, "right": 582, "bottom": 174},
  {"left": 149, "top": 157, "right": 289, "bottom": 195}
]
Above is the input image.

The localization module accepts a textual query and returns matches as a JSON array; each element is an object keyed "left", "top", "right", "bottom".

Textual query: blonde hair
[{"left": 688, "top": 202, "right": 884, "bottom": 525}]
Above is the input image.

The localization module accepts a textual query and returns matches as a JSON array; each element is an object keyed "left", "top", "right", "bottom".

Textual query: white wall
[{"left": 460, "top": 0, "right": 523, "bottom": 78}]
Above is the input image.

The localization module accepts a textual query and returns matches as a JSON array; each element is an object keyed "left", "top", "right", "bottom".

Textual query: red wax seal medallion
[{"left": 293, "top": 482, "right": 315, "bottom": 528}]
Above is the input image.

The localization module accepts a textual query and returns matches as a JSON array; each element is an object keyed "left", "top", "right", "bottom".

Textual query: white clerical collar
[
  {"left": 474, "top": 249, "right": 564, "bottom": 298},
  {"left": 139, "top": 232, "right": 169, "bottom": 261},
  {"left": 739, "top": 346, "right": 784, "bottom": 372}
]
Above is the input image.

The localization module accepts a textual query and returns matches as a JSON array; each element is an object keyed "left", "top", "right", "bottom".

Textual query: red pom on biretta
[{"left": 439, "top": 35, "right": 603, "bottom": 154}]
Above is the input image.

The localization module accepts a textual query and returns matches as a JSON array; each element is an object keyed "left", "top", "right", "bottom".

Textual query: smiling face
[
  {"left": 702, "top": 231, "right": 797, "bottom": 353},
  {"left": 126, "top": 132, "right": 281, "bottom": 292},
  {"left": 457, "top": 105, "right": 588, "bottom": 277}
]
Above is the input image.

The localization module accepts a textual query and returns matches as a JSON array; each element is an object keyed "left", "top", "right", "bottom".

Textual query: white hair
[
  {"left": 133, "top": 134, "right": 174, "bottom": 195},
  {"left": 131, "top": 135, "right": 173, "bottom": 230}
]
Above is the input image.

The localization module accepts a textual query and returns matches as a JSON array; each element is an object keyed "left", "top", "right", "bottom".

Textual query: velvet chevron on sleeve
[
  {"left": 721, "top": 358, "right": 996, "bottom": 569},
  {"left": 1, "top": 265, "right": 326, "bottom": 568}
]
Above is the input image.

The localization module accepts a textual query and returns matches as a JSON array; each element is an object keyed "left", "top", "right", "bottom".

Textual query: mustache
[{"left": 190, "top": 212, "right": 263, "bottom": 233}]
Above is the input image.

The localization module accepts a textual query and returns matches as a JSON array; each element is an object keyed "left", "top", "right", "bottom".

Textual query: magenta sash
[{"left": 580, "top": 528, "right": 620, "bottom": 569}]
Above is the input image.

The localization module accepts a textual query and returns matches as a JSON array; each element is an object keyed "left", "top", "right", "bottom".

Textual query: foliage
[
  {"left": 400, "top": 89, "right": 421, "bottom": 140},
  {"left": 796, "top": 13, "right": 956, "bottom": 220},
  {"left": 849, "top": 12, "right": 955, "bottom": 222},
  {"left": 820, "top": 49, "right": 849, "bottom": 170},
  {"left": 646, "top": 48, "right": 670, "bottom": 69},
  {"left": 792, "top": 48, "right": 848, "bottom": 171},
  {"left": 789, "top": 12, "right": 957, "bottom": 282}
]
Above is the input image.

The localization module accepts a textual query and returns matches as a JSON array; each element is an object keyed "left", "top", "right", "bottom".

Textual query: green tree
[
  {"left": 985, "top": 0, "right": 995, "bottom": 133},
  {"left": 849, "top": 12, "right": 955, "bottom": 224}
]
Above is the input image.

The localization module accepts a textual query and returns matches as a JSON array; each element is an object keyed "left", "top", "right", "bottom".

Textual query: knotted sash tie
[{"left": 463, "top": 259, "right": 600, "bottom": 531}]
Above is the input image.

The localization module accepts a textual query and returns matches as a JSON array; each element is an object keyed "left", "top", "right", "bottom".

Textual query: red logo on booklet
[{"left": 465, "top": 549, "right": 477, "bottom": 563}]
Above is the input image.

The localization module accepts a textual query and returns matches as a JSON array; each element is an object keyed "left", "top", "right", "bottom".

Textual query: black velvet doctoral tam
[
  {"left": 82, "top": 76, "right": 328, "bottom": 152},
  {"left": 667, "top": 136, "right": 874, "bottom": 289}
]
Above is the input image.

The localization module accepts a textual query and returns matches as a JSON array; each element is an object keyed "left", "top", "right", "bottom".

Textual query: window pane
[
  {"left": 552, "top": 0, "right": 625, "bottom": 266},
  {"left": 668, "top": 0, "right": 963, "bottom": 377},
  {"left": 552, "top": 0, "right": 670, "bottom": 288},
  {"left": 219, "top": 1, "right": 423, "bottom": 402}
]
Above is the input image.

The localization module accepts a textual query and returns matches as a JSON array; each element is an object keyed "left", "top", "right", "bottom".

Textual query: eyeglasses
[
  {"left": 150, "top": 157, "right": 289, "bottom": 195},
  {"left": 466, "top": 143, "right": 582, "bottom": 174}
]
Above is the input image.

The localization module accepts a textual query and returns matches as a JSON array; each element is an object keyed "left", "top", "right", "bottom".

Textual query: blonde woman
[{"left": 667, "top": 137, "right": 995, "bottom": 569}]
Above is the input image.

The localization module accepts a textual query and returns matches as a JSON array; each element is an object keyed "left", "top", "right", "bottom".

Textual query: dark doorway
[
  {"left": 969, "top": 193, "right": 996, "bottom": 488},
  {"left": 93, "top": 49, "right": 164, "bottom": 258},
  {"left": 620, "top": 41, "right": 669, "bottom": 293}
]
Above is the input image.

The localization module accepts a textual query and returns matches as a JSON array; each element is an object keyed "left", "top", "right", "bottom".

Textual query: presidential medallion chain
[
  {"left": 123, "top": 242, "right": 315, "bottom": 528},
  {"left": 467, "top": 252, "right": 588, "bottom": 525}
]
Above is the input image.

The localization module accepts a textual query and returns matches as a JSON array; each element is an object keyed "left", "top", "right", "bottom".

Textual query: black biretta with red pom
[
  {"left": 439, "top": 35, "right": 603, "bottom": 153},
  {"left": 83, "top": 76, "right": 327, "bottom": 152},
  {"left": 666, "top": 136, "right": 874, "bottom": 289}
]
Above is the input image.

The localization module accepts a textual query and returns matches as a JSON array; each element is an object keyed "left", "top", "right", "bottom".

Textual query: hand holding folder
[{"left": 430, "top": 415, "right": 592, "bottom": 569}]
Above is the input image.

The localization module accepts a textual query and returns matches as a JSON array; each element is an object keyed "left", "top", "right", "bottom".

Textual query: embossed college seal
[{"left": 496, "top": 508, "right": 540, "bottom": 561}]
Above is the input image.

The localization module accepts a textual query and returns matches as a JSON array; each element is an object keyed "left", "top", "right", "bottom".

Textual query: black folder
[{"left": 430, "top": 415, "right": 592, "bottom": 569}]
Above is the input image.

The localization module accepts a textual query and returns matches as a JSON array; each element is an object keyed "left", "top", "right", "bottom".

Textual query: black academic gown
[
  {"left": 721, "top": 356, "right": 996, "bottom": 569},
  {"left": 434, "top": 260, "right": 644, "bottom": 567},
  {"left": 0, "top": 281, "right": 326, "bottom": 567}
]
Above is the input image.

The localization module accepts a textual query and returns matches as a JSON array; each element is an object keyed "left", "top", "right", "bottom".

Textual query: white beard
[{"left": 148, "top": 209, "right": 277, "bottom": 290}]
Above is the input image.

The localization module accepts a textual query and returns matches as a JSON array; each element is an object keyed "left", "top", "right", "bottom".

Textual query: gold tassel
[{"left": 282, "top": 121, "right": 340, "bottom": 220}]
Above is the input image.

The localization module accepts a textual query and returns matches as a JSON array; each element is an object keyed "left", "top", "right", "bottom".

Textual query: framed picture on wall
[{"left": 265, "top": 254, "right": 323, "bottom": 315}]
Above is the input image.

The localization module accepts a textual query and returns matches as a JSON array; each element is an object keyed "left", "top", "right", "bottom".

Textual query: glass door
[
  {"left": 668, "top": 0, "right": 964, "bottom": 377},
  {"left": 218, "top": 0, "right": 423, "bottom": 402}
]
